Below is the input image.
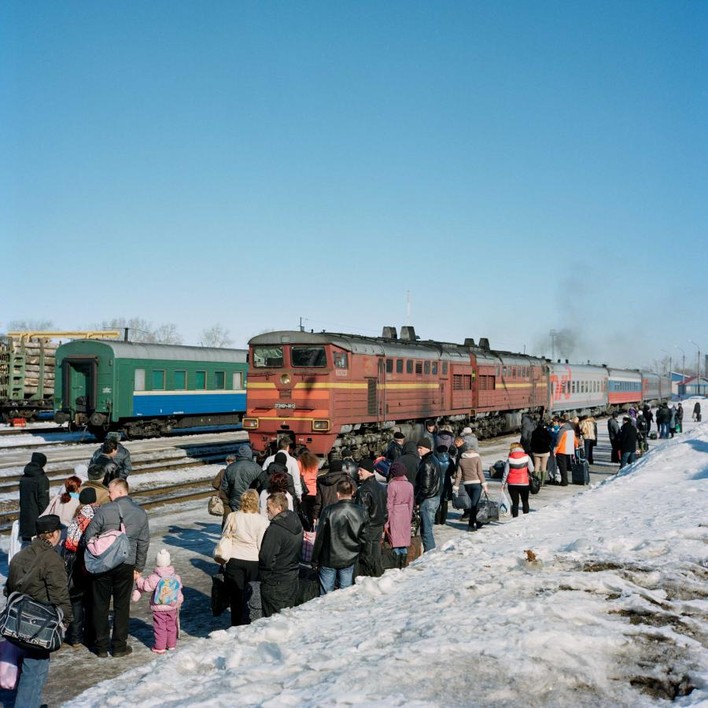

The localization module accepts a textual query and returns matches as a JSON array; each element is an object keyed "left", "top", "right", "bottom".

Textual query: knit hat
[
  {"left": 79, "top": 488, "right": 97, "bottom": 505},
  {"left": 417, "top": 438, "right": 432, "bottom": 450},
  {"left": 393, "top": 432, "right": 405, "bottom": 440},
  {"left": 389, "top": 461, "right": 407, "bottom": 478},
  {"left": 274, "top": 452, "right": 288, "bottom": 465},
  {"left": 30, "top": 452, "right": 47, "bottom": 467},
  {"left": 36, "top": 514, "right": 61, "bottom": 535},
  {"left": 461, "top": 427, "right": 473, "bottom": 436},
  {"left": 156, "top": 549, "right": 171, "bottom": 567},
  {"left": 358, "top": 458, "right": 375, "bottom": 474}
]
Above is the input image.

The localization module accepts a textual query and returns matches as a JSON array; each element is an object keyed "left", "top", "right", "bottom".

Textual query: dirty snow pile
[{"left": 69, "top": 429, "right": 708, "bottom": 707}]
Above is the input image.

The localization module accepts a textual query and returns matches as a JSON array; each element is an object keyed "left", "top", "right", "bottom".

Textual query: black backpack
[{"left": 489, "top": 460, "right": 505, "bottom": 480}]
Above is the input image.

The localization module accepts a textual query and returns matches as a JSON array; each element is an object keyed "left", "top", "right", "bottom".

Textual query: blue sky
[{"left": 2, "top": 1, "right": 706, "bottom": 369}]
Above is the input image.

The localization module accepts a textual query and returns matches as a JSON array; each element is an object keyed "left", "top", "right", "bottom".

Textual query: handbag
[
  {"left": 476, "top": 492, "right": 499, "bottom": 524},
  {"left": 213, "top": 535, "right": 237, "bottom": 565},
  {"left": 301, "top": 521, "right": 317, "bottom": 564},
  {"left": 84, "top": 508, "right": 130, "bottom": 574},
  {"left": 528, "top": 472, "right": 541, "bottom": 495},
  {"left": 210, "top": 573, "right": 230, "bottom": 617},
  {"left": 208, "top": 495, "right": 225, "bottom": 517},
  {"left": 452, "top": 484, "right": 472, "bottom": 510}
]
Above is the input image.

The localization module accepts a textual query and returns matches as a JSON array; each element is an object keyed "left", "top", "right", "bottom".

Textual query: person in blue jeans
[
  {"left": 311, "top": 478, "right": 368, "bottom": 595},
  {"left": 414, "top": 439, "right": 442, "bottom": 552}
]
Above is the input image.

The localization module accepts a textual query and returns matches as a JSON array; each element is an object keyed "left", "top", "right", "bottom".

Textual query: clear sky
[{"left": 2, "top": 1, "right": 706, "bottom": 369}]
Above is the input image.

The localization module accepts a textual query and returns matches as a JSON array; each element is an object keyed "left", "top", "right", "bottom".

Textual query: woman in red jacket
[{"left": 501, "top": 442, "right": 534, "bottom": 518}]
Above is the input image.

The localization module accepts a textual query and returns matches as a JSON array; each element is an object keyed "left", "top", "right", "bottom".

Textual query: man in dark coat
[
  {"left": 618, "top": 417, "right": 638, "bottom": 469},
  {"left": 254, "top": 452, "right": 297, "bottom": 499},
  {"left": 354, "top": 459, "right": 387, "bottom": 577},
  {"left": 221, "top": 443, "right": 263, "bottom": 512},
  {"left": 607, "top": 412, "right": 621, "bottom": 464},
  {"left": 414, "top": 439, "right": 442, "bottom": 553},
  {"left": 258, "top": 493, "right": 303, "bottom": 617},
  {"left": 520, "top": 413, "right": 535, "bottom": 456},
  {"left": 312, "top": 478, "right": 368, "bottom": 594},
  {"left": 87, "top": 439, "right": 120, "bottom": 486},
  {"left": 312, "top": 460, "right": 351, "bottom": 522},
  {"left": 84, "top": 478, "right": 149, "bottom": 658},
  {"left": 19, "top": 452, "right": 50, "bottom": 546},
  {"left": 6, "top": 514, "right": 72, "bottom": 707},
  {"left": 90, "top": 432, "right": 132, "bottom": 480},
  {"left": 398, "top": 441, "right": 420, "bottom": 486},
  {"left": 383, "top": 432, "right": 405, "bottom": 462}
]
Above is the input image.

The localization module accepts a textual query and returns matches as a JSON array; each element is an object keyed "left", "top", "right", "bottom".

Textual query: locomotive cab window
[
  {"left": 333, "top": 351, "right": 348, "bottom": 369},
  {"left": 415, "top": 362, "right": 423, "bottom": 375},
  {"left": 174, "top": 370, "right": 186, "bottom": 390},
  {"left": 424, "top": 361, "right": 430, "bottom": 375},
  {"left": 432, "top": 362, "right": 438, "bottom": 375},
  {"left": 386, "top": 359, "right": 393, "bottom": 374},
  {"left": 396, "top": 359, "right": 403, "bottom": 374},
  {"left": 215, "top": 371, "right": 226, "bottom": 390},
  {"left": 292, "top": 346, "right": 327, "bottom": 368},
  {"left": 406, "top": 360, "right": 413, "bottom": 374},
  {"left": 253, "top": 346, "right": 284, "bottom": 368},
  {"left": 152, "top": 370, "right": 166, "bottom": 390},
  {"left": 442, "top": 362, "right": 448, "bottom": 375}
]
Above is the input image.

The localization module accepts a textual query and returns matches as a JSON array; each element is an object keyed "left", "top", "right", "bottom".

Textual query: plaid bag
[{"left": 301, "top": 530, "right": 317, "bottom": 563}]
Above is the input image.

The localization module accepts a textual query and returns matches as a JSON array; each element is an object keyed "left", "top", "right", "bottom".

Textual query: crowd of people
[{"left": 5, "top": 403, "right": 694, "bottom": 705}]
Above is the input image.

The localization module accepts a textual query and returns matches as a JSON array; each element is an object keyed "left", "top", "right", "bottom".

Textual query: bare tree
[
  {"left": 97, "top": 318, "right": 183, "bottom": 344},
  {"left": 200, "top": 324, "right": 234, "bottom": 348},
  {"left": 7, "top": 319, "right": 55, "bottom": 332}
]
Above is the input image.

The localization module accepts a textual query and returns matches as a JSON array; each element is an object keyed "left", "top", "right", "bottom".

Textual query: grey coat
[{"left": 84, "top": 496, "right": 150, "bottom": 572}]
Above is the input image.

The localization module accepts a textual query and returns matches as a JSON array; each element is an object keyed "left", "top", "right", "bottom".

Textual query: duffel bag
[
  {"left": 0, "top": 592, "right": 65, "bottom": 653},
  {"left": 452, "top": 484, "right": 472, "bottom": 510},
  {"left": 476, "top": 492, "right": 500, "bottom": 524},
  {"left": 84, "top": 508, "right": 130, "bottom": 574}
]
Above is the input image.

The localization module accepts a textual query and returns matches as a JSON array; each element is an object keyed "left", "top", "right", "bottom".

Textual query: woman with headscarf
[{"left": 384, "top": 461, "right": 414, "bottom": 568}]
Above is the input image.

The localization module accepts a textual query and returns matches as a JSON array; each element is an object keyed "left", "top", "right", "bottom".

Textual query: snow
[{"left": 56, "top": 412, "right": 706, "bottom": 706}]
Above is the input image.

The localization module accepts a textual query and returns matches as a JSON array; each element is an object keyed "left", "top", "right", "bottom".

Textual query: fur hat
[
  {"left": 417, "top": 438, "right": 432, "bottom": 450},
  {"left": 87, "top": 464, "right": 105, "bottom": 481},
  {"left": 358, "top": 458, "right": 375, "bottom": 474},
  {"left": 389, "top": 461, "right": 407, "bottom": 478},
  {"left": 79, "top": 487, "right": 97, "bottom": 505},
  {"left": 393, "top": 432, "right": 405, "bottom": 440},
  {"left": 36, "top": 514, "right": 61, "bottom": 535},
  {"left": 156, "top": 549, "right": 171, "bottom": 568},
  {"left": 461, "top": 427, "right": 473, "bottom": 436}
]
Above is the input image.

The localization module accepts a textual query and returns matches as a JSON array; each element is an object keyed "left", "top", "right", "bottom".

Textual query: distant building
[{"left": 678, "top": 376, "right": 708, "bottom": 397}]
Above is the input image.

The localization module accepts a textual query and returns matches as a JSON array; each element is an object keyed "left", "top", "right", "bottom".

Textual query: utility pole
[
  {"left": 661, "top": 349, "right": 672, "bottom": 378},
  {"left": 690, "top": 340, "right": 701, "bottom": 395}
]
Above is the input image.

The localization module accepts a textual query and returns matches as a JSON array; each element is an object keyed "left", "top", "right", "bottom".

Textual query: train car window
[
  {"left": 502, "top": 366, "right": 507, "bottom": 377},
  {"left": 396, "top": 359, "right": 403, "bottom": 374},
  {"left": 152, "top": 370, "right": 166, "bottom": 390},
  {"left": 232, "top": 372, "right": 243, "bottom": 390},
  {"left": 442, "top": 362, "right": 448, "bottom": 375},
  {"left": 174, "top": 370, "right": 186, "bottom": 390},
  {"left": 134, "top": 369, "right": 146, "bottom": 392},
  {"left": 453, "top": 374, "right": 472, "bottom": 390},
  {"left": 424, "top": 361, "right": 430, "bottom": 374},
  {"left": 386, "top": 359, "right": 393, "bottom": 374},
  {"left": 292, "top": 346, "right": 327, "bottom": 367},
  {"left": 406, "top": 360, "right": 413, "bottom": 374},
  {"left": 432, "top": 362, "right": 438, "bottom": 375},
  {"left": 415, "top": 362, "right": 423, "bottom": 375},
  {"left": 333, "top": 351, "right": 348, "bottom": 369},
  {"left": 253, "top": 346, "right": 284, "bottom": 368},
  {"left": 195, "top": 370, "right": 206, "bottom": 389},
  {"left": 215, "top": 371, "right": 226, "bottom": 389}
]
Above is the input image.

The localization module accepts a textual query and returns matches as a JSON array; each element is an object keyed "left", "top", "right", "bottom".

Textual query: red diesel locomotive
[{"left": 243, "top": 327, "right": 548, "bottom": 460}]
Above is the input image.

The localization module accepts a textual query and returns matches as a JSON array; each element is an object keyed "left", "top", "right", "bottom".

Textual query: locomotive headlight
[
  {"left": 312, "top": 419, "right": 331, "bottom": 432},
  {"left": 242, "top": 418, "right": 259, "bottom": 429},
  {"left": 280, "top": 373, "right": 291, "bottom": 385}
]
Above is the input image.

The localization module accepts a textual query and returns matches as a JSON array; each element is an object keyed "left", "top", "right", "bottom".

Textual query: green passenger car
[{"left": 54, "top": 340, "right": 248, "bottom": 438}]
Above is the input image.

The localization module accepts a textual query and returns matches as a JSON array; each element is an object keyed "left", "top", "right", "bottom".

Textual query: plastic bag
[
  {"left": 498, "top": 488, "right": 512, "bottom": 518},
  {"left": 0, "top": 639, "right": 23, "bottom": 690}
]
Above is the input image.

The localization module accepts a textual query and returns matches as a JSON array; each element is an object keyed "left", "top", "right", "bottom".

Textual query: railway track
[
  {"left": 0, "top": 425, "right": 72, "bottom": 438},
  {"left": 0, "top": 440, "right": 241, "bottom": 533}
]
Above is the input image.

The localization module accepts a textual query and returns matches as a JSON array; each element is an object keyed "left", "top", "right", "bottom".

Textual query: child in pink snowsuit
[{"left": 132, "top": 549, "right": 183, "bottom": 654}]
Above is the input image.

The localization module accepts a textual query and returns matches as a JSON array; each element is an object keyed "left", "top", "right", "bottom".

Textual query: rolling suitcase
[{"left": 571, "top": 453, "right": 590, "bottom": 485}]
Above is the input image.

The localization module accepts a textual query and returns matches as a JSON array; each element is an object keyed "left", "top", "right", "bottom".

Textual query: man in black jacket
[
  {"left": 312, "top": 479, "right": 368, "bottom": 594},
  {"left": 19, "top": 452, "right": 50, "bottom": 546},
  {"left": 354, "top": 458, "right": 387, "bottom": 577},
  {"left": 258, "top": 493, "right": 303, "bottom": 617},
  {"left": 607, "top": 411, "right": 621, "bottom": 464},
  {"left": 414, "top": 439, "right": 442, "bottom": 553},
  {"left": 312, "top": 459, "right": 351, "bottom": 522},
  {"left": 6, "top": 514, "right": 72, "bottom": 707},
  {"left": 398, "top": 441, "right": 420, "bottom": 486},
  {"left": 619, "top": 417, "right": 638, "bottom": 469},
  {"left": 89, "top": 433, "right": 132, "bottom": 480}
]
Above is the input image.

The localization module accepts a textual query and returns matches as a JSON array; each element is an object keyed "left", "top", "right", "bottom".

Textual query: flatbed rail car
[{"left": 54, "top": 340, "right": 248, "bottom": 439}]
